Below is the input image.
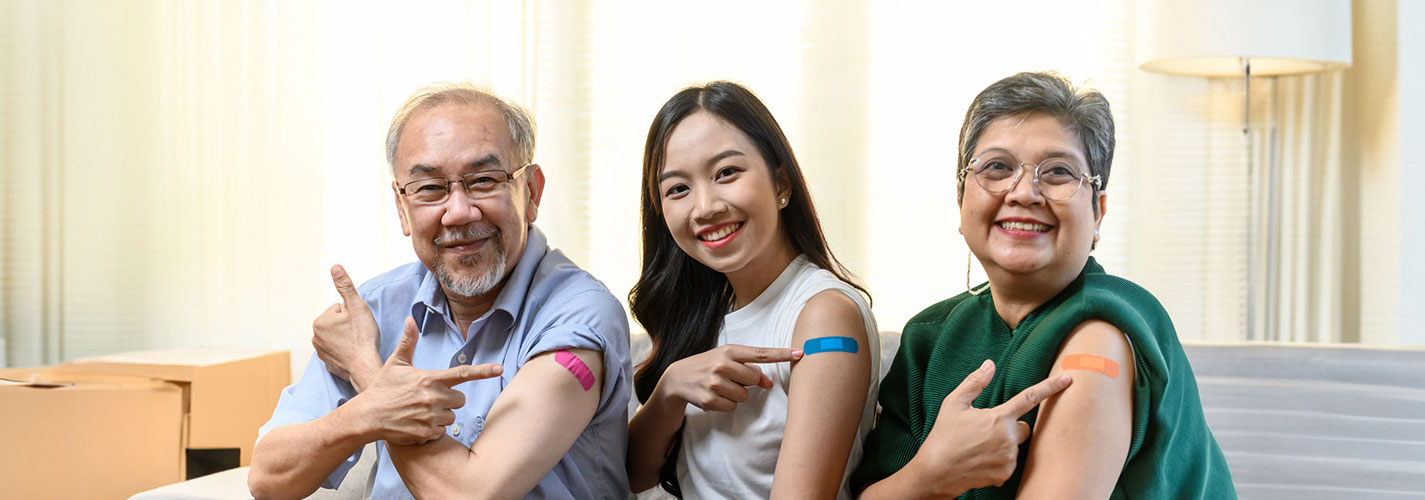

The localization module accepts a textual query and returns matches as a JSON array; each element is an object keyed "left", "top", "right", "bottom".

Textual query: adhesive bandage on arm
[
  {"left": 802, "top": 336, "right": 859, "bottom": 355},
  {"left": 554, "top": 350, "right": 595, "bottom": 391},
  {"left": 1060, "top": 353, "right": 1120, "bottom": 378}
]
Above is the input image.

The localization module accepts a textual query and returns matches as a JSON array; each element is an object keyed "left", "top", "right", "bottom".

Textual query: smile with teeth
[
  {"left": 699, "top": 222, "right": 743, "bottom": 242},
  {"left": 998, "top": 221, "right": 1051, "bottom": 232}
]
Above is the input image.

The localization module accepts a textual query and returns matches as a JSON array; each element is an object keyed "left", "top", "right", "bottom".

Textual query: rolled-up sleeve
[
  {"left": 522, "top": 288, "right": 631, "bottom": 415},
  {"left": 255, "top": 352, "right": 363, "bottom": 489}
]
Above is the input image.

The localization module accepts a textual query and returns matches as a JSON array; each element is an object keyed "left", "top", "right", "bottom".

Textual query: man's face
[{"left": 390, "top": 102, "right": 542, "bottom": 300}]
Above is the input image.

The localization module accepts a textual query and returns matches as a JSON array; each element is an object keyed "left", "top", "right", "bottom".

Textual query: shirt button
[
  {"left": 457, "top": 353, "right": 468, "bottom": 364},
  {"left": 451, "top": 424, "right": 461, "bottom": 436}
]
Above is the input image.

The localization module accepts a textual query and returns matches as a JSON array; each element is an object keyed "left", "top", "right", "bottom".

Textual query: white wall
[
  {"left": 3, "top": 1, "right": 1422, "bottom": 380},
  {"left": 1340, "top": 0, "right": 1425, "bottom": 346},
  {"left": 1345, "top": 0, "right": 1402, "bottom": 345},
  {"left": 1398, "top": 0, "right": 1425, "bottom": 345}
]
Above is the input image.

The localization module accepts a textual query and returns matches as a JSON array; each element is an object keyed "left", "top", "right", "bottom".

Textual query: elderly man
[{"left": 248, "top": 82, "right": 630, "bottom": 500}]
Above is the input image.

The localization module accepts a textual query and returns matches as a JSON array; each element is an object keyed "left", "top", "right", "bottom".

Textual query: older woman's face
[{"left": 960, "top": 112, "right": 1106, "bottom": 284}]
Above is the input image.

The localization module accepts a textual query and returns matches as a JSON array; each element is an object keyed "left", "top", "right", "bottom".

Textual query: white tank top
[{"left": 675, "top": 255, "right": 880, "bottom": 499}]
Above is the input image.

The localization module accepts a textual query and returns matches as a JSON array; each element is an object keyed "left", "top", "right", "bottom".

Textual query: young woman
[{"left": 625, "top": 81, "right": 879, "bottom": 499}]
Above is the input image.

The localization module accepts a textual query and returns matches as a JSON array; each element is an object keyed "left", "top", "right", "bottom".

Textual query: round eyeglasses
[
  {"left": 959, "top": 155, "right": 1101, "bottom": 201},
  {"left": 399, "top": 164, "right": 533, "bottom": 206}
]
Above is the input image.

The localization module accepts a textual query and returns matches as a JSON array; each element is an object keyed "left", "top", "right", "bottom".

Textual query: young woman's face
[
  {"left": 657, "top": 111, "right": 790, "bottom": 276},
  {"left": 959, "top": 112, "right": 1105, "bottom": 283}
]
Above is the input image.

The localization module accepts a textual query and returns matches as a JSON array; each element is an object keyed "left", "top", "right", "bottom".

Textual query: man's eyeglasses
[
  {"left": 399, "top": 164, "right": 533, "bottom": 206},
  {"left": 959, "top": 155, "right": 1100, "bottom": 202}
]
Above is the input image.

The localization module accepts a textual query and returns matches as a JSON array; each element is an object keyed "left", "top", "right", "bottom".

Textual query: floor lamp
[{"left": 1136, "top": 0, "right": 1352, "bottom": 341}]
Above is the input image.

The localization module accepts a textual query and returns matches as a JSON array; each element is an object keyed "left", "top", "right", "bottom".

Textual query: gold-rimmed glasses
[{"left": 398, "top": 164, "right": 533, "bottom": 205}]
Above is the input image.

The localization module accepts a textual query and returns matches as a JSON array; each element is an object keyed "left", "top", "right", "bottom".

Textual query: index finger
[
  {"left": 330, "top": 264, "right": 365, "bottom": 309},
  {"left": 429, "top": 363, "right": 505, "bottom": 387},
  {"left": 722, "top": 344, "right": 802, "bottom": 364},
  {"left": 994, "top": 374, "right": 1073, "bottom": 418}
]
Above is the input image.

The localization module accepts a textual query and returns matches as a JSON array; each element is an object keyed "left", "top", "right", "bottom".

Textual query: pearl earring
[{"left": 780, "top": 198, "right": 787, "bottom": 205}]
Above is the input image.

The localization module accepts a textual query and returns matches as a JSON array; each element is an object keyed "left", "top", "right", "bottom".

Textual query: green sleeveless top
[{"left": 850, "top": 258, "right": 1236, "bottom": 499}]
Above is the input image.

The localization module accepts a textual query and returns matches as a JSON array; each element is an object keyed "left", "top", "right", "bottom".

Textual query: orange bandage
[{"left": 1060, "top": 354, "right": 1120, "bottom": 378}]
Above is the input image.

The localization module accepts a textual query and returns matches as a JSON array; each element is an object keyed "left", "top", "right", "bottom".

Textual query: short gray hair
[
  {"left": 956, "top": 71, "right": 1114, "bottom": 211},
  {"left": 385, "top": 81, "right": 536, "bottom": 177}
]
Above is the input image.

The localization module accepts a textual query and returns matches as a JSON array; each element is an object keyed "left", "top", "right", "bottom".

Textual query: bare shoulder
[
  {"left": 1060, "top": 319, "right": 1132, "bottom": 360},
  {"left": 804, "top": 289, "right": 863, "bottom": 322},
  {"left": 791, "top": 290, "right": 867, "bottom": 342}
]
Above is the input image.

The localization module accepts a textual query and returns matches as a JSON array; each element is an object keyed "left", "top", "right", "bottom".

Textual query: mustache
[{"left": 433, "top": 224, "right": 500, "bottom": 246}]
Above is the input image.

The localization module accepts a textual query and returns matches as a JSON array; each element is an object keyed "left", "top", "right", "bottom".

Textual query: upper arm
[
  {"left": 466, "top": 347, "right": 605, "bottom": 498},
  {"left": 1016, "top": 319, "right": 1135, "bottom": 500},
  {"left": 384, "top": 289, "right": 627, "bottom": 499},
  {"left": 772, "top": 290, "right": 874, "bottom": 499}
]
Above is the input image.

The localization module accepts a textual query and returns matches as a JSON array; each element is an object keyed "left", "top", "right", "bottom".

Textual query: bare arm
[
  {"left": 857, "top": 465, "right": 950, "bottom": 500},
  {"left": 626, "top": 381, "right": 686, "bottom": 493},
  {"left": 627, "top": 344, "right": 803, "bottom": 493},
  {"left": 858, "top": 362, "right": 1072, "bottom": 500},
  {"left": 250, "top": 318, "right": 502, "bottom": 500},
  {"left": 386, "top": 348, "right": 604, "bottom": 500},
  {"left": 248, "top": 402, "right": 375, "bottom": 500},
  {"left": 1015, "top": 319, "right": 1134, "bottom": 500},
  {"left": 770, "top": 290, "right": 873, "bottom": 500}
]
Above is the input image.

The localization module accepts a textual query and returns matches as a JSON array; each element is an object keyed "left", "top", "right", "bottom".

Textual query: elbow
[
  {"left": 248, "top": 476, "right": 316, "bottom": 500},
  {"left": 247, "top": 473, "right": 290, "bottom": 500},
  {"left": 409, "top": 482, "right": 491, "bottom": 500},
  {"left": 625, "top": 434, "right": 672, "bottom": 494},
  {"left": 247, "top": 458, "right": 318, "bottom": 500},
  {"left": 628, "top": 474, "right": 657, "bottom": 496},
  {"left": 625, "top": 456, "right": 661, "bottom": 494},
  {"left": 246, "top": 481, "right": 280, "bottom": 500}
]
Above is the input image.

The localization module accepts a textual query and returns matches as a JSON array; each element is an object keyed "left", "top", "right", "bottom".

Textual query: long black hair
[{"left": 628, "top": 81, "right": 868, "bottom": 496}]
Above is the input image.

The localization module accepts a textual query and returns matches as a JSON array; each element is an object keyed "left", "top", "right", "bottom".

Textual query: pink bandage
[{"left": 555, "top": 350, "right": 595, "bottom": 391}]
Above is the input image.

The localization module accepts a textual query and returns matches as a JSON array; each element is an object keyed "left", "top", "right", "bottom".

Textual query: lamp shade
[{"left": 1137, "top": 0, "right": 1352, "bottom": 77}]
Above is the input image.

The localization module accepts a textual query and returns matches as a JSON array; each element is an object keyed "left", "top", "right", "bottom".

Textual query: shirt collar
[
  {"left": 409, "top": 225, "right": 550, "bottom": 335},
  {"left": 487, "top": 225, "right": 548, "bottom": 328}
]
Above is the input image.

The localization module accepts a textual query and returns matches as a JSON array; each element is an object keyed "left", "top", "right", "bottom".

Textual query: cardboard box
[
  {"left": 0, "top": 368, "right": 185, "bottom": 500},
  {"left": 56, "top": 347, "right": 290, "bottom": 478}
]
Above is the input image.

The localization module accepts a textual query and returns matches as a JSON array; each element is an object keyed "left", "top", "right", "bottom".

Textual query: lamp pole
[
  {"left": 1243, "top": 57, "right": 1257, "bottom": 341},
  {"left": 1137, "top": 0, "right": 1351, "bottom": 342},
  {"left": 1242, "top": 55, "right": 1284, "bottom": 342}
]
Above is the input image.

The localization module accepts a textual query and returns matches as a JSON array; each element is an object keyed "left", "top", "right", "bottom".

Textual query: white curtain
[
  {"left": 1121, "top": 71, "right": 1347, "bottom": 343},
  {"left": 1258, "top": 73, "right": 1346, "bottom": 343},
  {"left": 0, "top": 0, "right": 534, "bottom": 369},
  {"left": 0, "top": 0, "right": 1362, "bottom": 372}
]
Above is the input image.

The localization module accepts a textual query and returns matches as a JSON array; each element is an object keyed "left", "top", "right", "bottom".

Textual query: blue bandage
[{"left": 802, "top": 336, "right": 858, "bottom": 355}]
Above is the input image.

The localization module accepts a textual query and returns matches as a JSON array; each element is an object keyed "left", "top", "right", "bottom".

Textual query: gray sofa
[
  {"left": 1183, "top": 342, "right": 1425, "bottom": 499},
  {"left": 131, "top": 334, "right": 1425, "bottom": 499}
]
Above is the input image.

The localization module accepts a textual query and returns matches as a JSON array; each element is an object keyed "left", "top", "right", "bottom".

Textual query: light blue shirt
[{"left": 259, "top": 227, "right": 631, "bottom": 499}]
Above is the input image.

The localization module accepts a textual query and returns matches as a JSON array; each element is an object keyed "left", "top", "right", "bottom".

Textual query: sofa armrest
[{"left": 128, "top": 442, "right": 378, "bottom": 500}]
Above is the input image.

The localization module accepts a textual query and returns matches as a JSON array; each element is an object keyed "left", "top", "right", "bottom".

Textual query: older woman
[{"left": 850, "top": 72, "right": 1237, "bottom": 499}]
